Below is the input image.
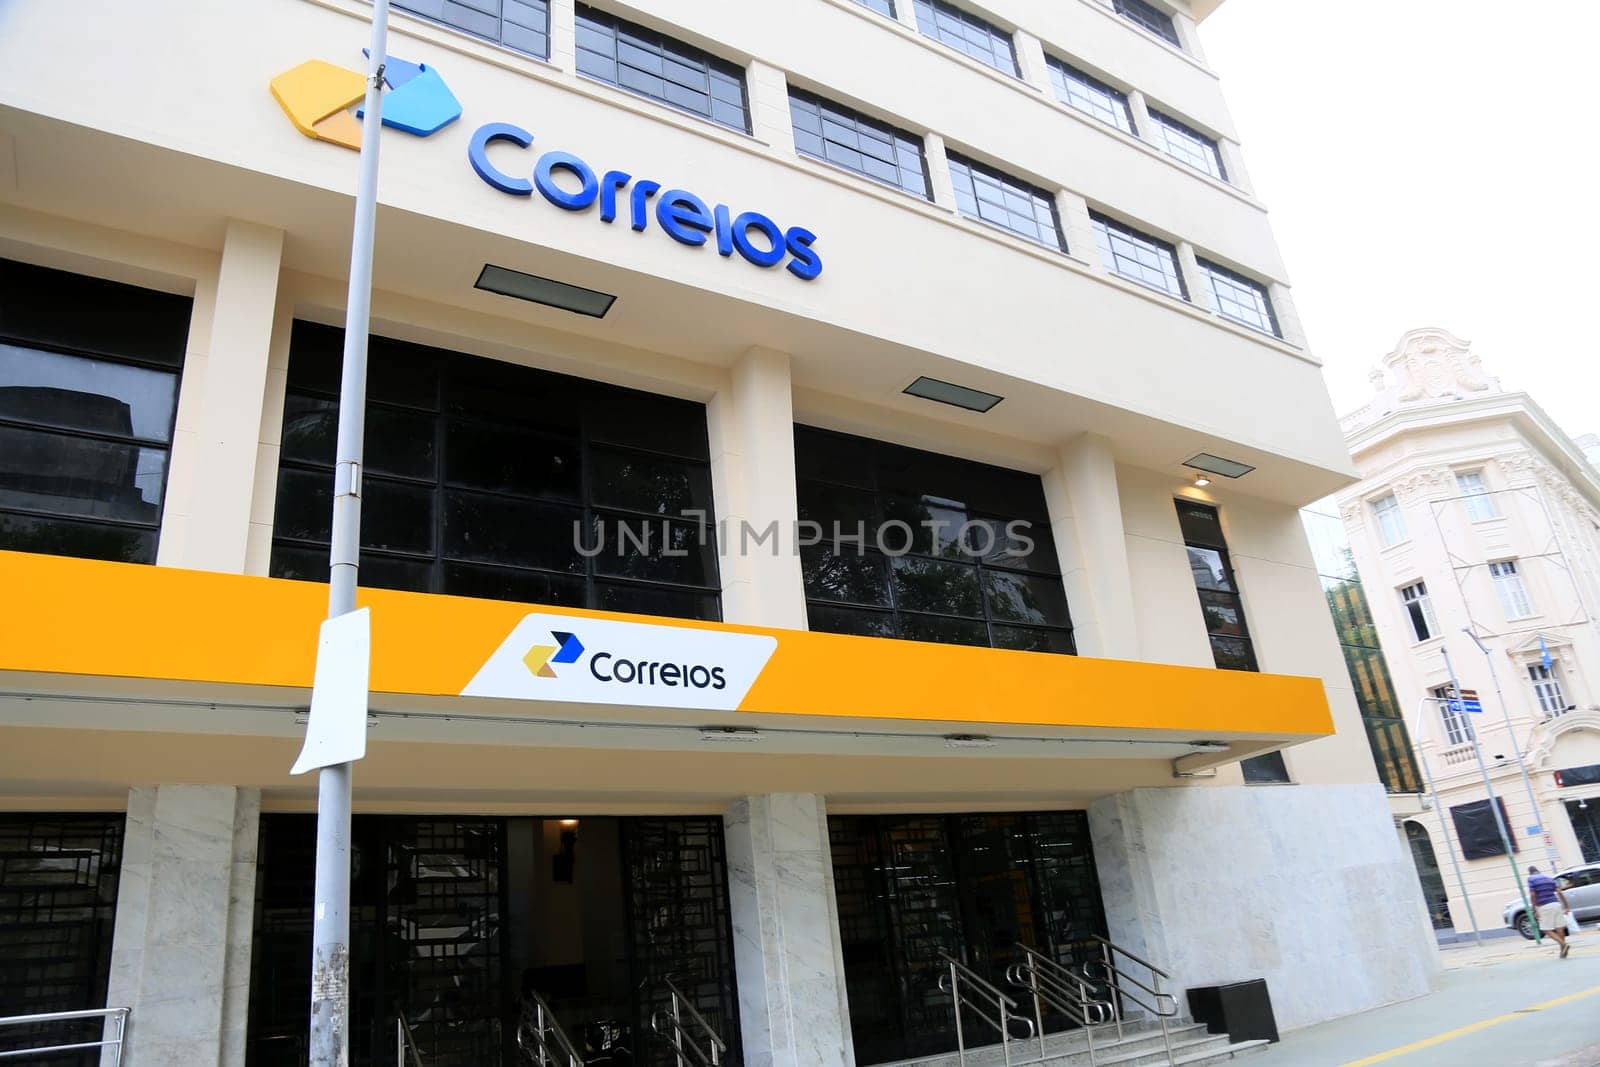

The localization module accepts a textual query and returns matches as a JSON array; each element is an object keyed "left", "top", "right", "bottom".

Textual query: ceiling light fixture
[
  {"left": 1184, "top": 453, "right": 1255, "bottom": 479},
  {"left": 904, "top": 376, "right": 1004, "bottom": 413},
  {"left": 699, "top": 726, "right": 762, "bottom": 743},
  {"left": 944, "top": 733, "right": 998, "bottom": 749},
  {"left": 475, "top": 264, "right": 616, "bottom": 317},
  {"left": 1192, "top": 475, "right": 1211, "bottom": 488}
]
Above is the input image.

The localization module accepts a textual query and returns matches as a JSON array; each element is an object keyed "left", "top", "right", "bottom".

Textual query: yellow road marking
[{"left": 1339, "top": 984, "right": 1600, "bottom": 1066}]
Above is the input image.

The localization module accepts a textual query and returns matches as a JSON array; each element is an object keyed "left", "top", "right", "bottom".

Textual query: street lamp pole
[
  {"left": 1409, "top": 695, "right": 1483, "bottom": 942},
  {"left": 309, "top": 4, "right": 390, "bottom": 1065},
  {"left": 1463, "top": 626, "right": 1559, "bottom": 871},
  {"left": 1441, "top": 643, "right": 1537, "bottom": 944}
]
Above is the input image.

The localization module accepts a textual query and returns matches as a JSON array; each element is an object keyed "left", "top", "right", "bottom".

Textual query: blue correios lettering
[
  {"left": 731, "top": 211, "right": 785, "bottom": 267},
  {"left": 534, "top": 150, "right": 600, "bottom": 210},
  {"left": 713, "top": 204, "right": 735, "bottom": 257},
  {"left": 468, "top": 122, "right": 534, "bottom": 196},
  {"left": 630, "top": 180, "right": 662, "bottom": 232},
  {"left": 656, "top": 189, "right": 714, "bottom": 246},
  {"left": 599, "top": 170, "right": 633, "bottom": 223},
  {"left": 784, "top": 227, "right": 823, "bottom": 281}
]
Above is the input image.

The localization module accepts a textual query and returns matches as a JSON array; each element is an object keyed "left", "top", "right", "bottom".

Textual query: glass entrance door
[{"left": 1567, "top": 800, "right": 1600, "bottom": 864}]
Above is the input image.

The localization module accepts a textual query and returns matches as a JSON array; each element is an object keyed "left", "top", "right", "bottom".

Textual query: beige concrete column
[
  {"left": 1175, "top": 240, "right": 1212, "bottom": 311},
  {"left": 1054, "top": 188, "right": 1098, "bottom": 268},
  {"left": 1041, "top": 434, "right": 1140, "bottom": 660},
  {"left": 102, "top": 785, "right": 260, "bottom": 1067},
  {"left": 707, "top": 348, "right": 808, "bottom": 629},
  {"left": 1127, "top": 89, "right": 1158, "bottom": 145},
  {"left": 548, "top": 0, "right": 577, "bottom": 74},
  {"left": 746, "top": 59, "right": 795, "bottom": 153},
  {"left": 893, "top": 0, "right": 920, "bottom": 32},
  {"left": 1217, "top": 139, "right": 1253, "bottom": 194},
  {"left": 1173, "top": 12, "right": 1208, "bottom": 63},
  {"left": 923, "top": 131, "right": 957, "bottom": 211},
  {"left": 1269, "top": 281, "right": 1307, "bottom": 347},
  {"left": 169, "top": 220, "right": 283, "bottom": 574},
  {"left": 1011, "top": 29, "right": 1050, "bottom": 91}
]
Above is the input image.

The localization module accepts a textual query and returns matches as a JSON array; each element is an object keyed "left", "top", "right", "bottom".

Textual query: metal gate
[
  {"left": 0, "top": 813, "right": 124, "bottom": 1066},
  {"left": 828, "top": 811, "right": 1107, "bottom": 1065}
]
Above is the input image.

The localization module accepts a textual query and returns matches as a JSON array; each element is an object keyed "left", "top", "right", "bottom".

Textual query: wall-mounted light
[
  {"left": 904, "top": 376, "right": 1004, "bottom": 413},
  {"left": 944, "top": 734, "right": 997, "bottom": 749},
  {"left": 475, "top": 264, "right": 616, "bottom": 317},
  {"left": 1192, "top": 475, "right": 1212, "bottom": 488},
  {"left": 699, "top": 726, "right": 762, "bottom": 743}
]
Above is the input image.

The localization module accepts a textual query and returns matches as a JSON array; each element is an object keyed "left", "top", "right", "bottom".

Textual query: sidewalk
[{"left": 1249, "top": 932, "right": 1600, "bottom": 1066}]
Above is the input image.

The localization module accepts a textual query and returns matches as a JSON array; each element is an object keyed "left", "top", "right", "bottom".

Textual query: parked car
[{"left": 1505, "top": 863, "right": 1600, "bottom": 938}]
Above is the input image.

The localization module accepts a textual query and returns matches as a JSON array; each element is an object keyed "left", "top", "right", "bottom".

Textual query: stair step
[
  {"left": 1170, "top": 1038, "right": 1274, "bottom": 1065},
  {"left": 874, "top": 1023, "right": 1240, "bottom": 1067},
  {"left": 1093, "top": 1033, "right": 1239, "bottom": 1067}
]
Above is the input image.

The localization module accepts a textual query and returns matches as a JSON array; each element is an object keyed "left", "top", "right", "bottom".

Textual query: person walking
[{"left": 1529, "top": 866, "right": 1573, "bottom": 958}]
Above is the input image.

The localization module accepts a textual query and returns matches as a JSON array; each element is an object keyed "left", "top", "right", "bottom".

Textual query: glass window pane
[
  {"left": 0, "top": 510, "right": 156, "bottom": 563},
  {"left": 445, "top": 422, "right": 580, "bottom": 499},
  {"left": 1198, "top": 589, "right": 1246, "bottom": 635},
  {"left": 442, "top": 563, "right": 587, "bottom": 608},
  {"left": 0, "top": 344, "right": 178, "bottom": 441},
  {"left": 802, "top": 544, "right": 892, "bottom": 606},
  {"left": 991, "top": 625, "right": 1074, "bottom": 654},
  {"left": 1209, "top": 634, "right": 1257, "bottom": 671},
  {"left": 443, "top": 490, "right": 584, "bottom": 573},
  {"left": 947, "top": 153, "right": 1060, "bottom": 249},
  {"left": 899, "top": 613, "right": 989, "bottom": 647},
  {"left": 590, "top": 514, "right": 716, "bottom": 586},
  {"left": 984, "top": 570, "right": 1070, "bottom": 626},
  {"left": 892, "top": 556, "right": 983, "bottom": 617},
  {"left": 1113, "top": 0, "right": 1181, "bottom": 48},
  {"left": 1187, "top": 546, "right": 1232, "bottom": 591},
  {"left": 807, "top": 602, "right": 899, "bottom": 638},
  {"left": 575, "top": 4, "right": 746, "bottom": 131},
  {"left": 0, "top": 425, "right": 167, "bottom": 522},
  {"left": 590, "top": 446, "right": 712, "bottom": 516},
  {"left": 595, "top": 581, "right": 719, "bottom": 621}
]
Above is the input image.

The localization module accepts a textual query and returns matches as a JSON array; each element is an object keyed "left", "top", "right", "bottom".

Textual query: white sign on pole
[{"left": 291, "top": 607, "right": 372, "bottom": 775}]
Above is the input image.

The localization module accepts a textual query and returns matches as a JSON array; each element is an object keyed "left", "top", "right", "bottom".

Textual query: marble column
[
  {"left": 1087, "top": 783, "right": 1438, "bottom": 1032},
  {"left": 724, "top": 795, "right": 855, "bottom": 1067},
  {"left": 102, "top": 786, "right": 261, "bottom": 1067}
]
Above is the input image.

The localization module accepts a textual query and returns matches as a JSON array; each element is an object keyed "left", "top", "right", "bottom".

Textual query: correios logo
[
  {"left": 270, "top": 51, "right": 461, "bottom": 149},
  {"left": 268, "top": 48, "right": 821, "bottom": 279},
  {"left": 465, "top": 613, "right": 777, "bottom": 710}
]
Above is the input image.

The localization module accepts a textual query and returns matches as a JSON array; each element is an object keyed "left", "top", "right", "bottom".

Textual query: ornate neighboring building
[{"left": 1340, "top": 327, "right": 1600, "bottom": 933}]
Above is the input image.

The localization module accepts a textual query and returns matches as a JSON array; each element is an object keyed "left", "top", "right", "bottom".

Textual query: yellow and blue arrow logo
[
  {"left": 269, "top": 50, "right": 461, "bottom": 150},
  {"left": 522, "top": 631, "right": 585, "bottom": 679}
]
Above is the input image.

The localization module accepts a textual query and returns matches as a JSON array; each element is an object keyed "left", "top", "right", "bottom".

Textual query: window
[
  {"left": 1399, "top": 582, "right": 1439, "bottom": 642},
  {"left": 1148, "top": 109, "right": 1226, "bottom": 180},
  {"left": 1175, "top": 501, "right": 1287, "bottom": 784},
  {"left": 1530, "top": 662, "right": 1570, "bottom": 717},
  {"left": 911, "top": 0, "right": 1018, "bottom": 76},
  {"left": 1432, "top": 685, "right": 1477, "bottom": 746},
  {"left": 1198, "top": 259, "right": 1279, "bottom": 337},
  {"left": 395, "top": 0, "right": 549, "bottom": 60},
  {"left": 1372, "top": 493, "right": 1407, "bottom": 546},
  {"left": 1113, "top": 0, "right": 1181, "bottom": 47},
  {"left": 1046, "top": 58, "right": 1135, "bottom": 134},
  {"left": 1092, "top": 213, "right": 1185, "bottom": 299},
  {"left": 1457, "top": 470, "right": 1498, "bottom": 521},
  {"left": 1490, "top": 559, "right": 1534, "bottom": 619},
  {"left": 0, "top": 258, "right": 191, "bottom": 565},
  {"left": 855, "top": 0, "right": 896, "bottom": 14},
  {"left": 270, "top": 321, "right": 721, "bottom": 622},
  {"left": 947, "top": 154, "right": 1064, "bottom": 250},
  {"left": 794, "top": 426, "right": 1074, "bottom": 654},
  {"left": 575, "top": 5, "right": 748, "bottom": 132},
  {"left": 789, "top": 89, "right": 930, "bottom": 198}
]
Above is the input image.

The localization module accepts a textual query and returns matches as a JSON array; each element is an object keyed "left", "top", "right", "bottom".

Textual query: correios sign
[{"left": 271, "top": 51, "right": 823, "bottom": 281}]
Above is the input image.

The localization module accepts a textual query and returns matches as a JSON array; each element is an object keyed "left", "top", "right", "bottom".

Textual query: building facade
[
  {"left": 0, "top": 1, "right": 1436, "bottom": 1065},
  {"left": 1339, "top": 328, "right": 1600, "bottom": 936}
]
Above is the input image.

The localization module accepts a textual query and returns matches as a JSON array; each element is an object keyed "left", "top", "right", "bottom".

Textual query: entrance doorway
[
  {"left": 246, "top": 815, "right": 739, "bottom": 1067},
  {"left": 1567, "top": 800, "right": 1600, "bottom": 864},
  {"left": 1404, "top": 821, "right": 1451, "bottom": 930},
  {"left": 828, "top": 811, "right": 1108, "bottom": 1065}
]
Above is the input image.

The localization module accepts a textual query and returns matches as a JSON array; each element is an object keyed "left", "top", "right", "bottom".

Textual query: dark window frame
[
  {"left": 853, "top": 0, "right": 897, "bottom": 15},
  {"left": 1090, "top": 211, "right": 1187, "bottom": 299},
  {"left": 1148, "top": 107, "right": 1227, "bottom": 181},
  {"left": 789, "top": 87, "right": 932, "bottom": 199},
  {"left": 1045, "top": 57, "right": 1136, "bottom": 135},
  {"left": 911, "top": 0, "right": 1019, "bottom": 76},
  {"left": 394, "top": 0, "right": 551, "bottom": 61},
  {"left": 1112, "top": 0, "right": 1182, "bottom": 48},
  {"left": 947, "top": 152, "right": 1065, "bottom": 251},
  {"left": 796, "top": 425, "right": 1075, "bottom": 655},
  {"left": 1197, "top": 257, "right": 1280, "bottom": 337},
  {"left": 270, "top": 321, "right": 722, "bottom": 622},
  {"left": 0, "top": 259, "right": 191, "bottom": 565},
  {"left": 575, "top": 4, "right": 751, "bottom": 133}
]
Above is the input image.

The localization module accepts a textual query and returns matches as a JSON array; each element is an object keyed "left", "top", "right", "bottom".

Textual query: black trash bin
[{"left": 1186, "top": 978, "right": 1279, "bottom": 1044}]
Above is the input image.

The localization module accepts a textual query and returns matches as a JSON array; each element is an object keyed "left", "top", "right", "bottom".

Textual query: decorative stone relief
[
  {"left": 1391, "top": 465, "right": 1455, "bottom": 502},
  {"left": 1385, "top": 328, "right": 1497, "bottom": 402}
]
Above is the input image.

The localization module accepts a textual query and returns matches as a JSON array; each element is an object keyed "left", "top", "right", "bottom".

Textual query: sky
[{"left": 1202, "top": 0, "right": 1600, "bottom": 441}]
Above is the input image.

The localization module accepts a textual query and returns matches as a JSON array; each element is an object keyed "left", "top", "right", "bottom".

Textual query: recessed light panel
[
  {"left": 1183, "top": 452, "right": 1255, "bottom": 479},
  {"left": 904, "top": 376, "right": 1003, "bottom": 413},
  {"left": 475, "top": 264, "right": 616, "bottom": 318}
]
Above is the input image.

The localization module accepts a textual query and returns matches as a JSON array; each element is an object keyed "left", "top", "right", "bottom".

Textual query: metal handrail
[
  {"left": 1081, "top": 936, "right": 1177, "bottom": 1065},
  {"left": 1005, "top": 944, "right": 1114, "bottom": 1066},
  {"left": 936, "top": 952, "right": 1034, "bottom": 1067},
  {"left": 0, "top": 1007, "right": 130, "bottom": 1064},
  {"left": 650, "top": 977, "right": 727, "bottom": 1067},
  {"left": 515, "top": 990, "right": 585, "bottom": 1067},
  {"left": 395, "top": 1013, "right": 425, "bottom": 1067}
]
